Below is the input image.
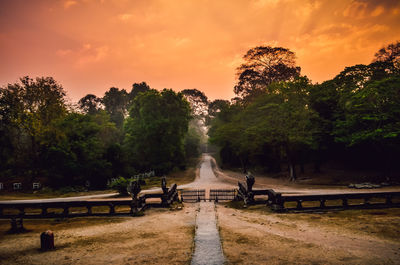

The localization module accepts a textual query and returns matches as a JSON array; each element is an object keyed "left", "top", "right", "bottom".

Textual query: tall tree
[
  {"left": 234, "top": 46, "right": 301, "bottom": 101},
  {"left": 102, "top": 87, "right": 129, "bottom": 128},
  {"left": 130, "top": 82, "right": 151, "bottom": 100},
  {"left": 181, "top": 89, "right": 209, "bottom": 118},
  {"left": 0, "top": 76, "right": 67, "bottom": 179},
  {"left": 373, "top": 41, "right": 400, "bottom": 67},
  {"left": 78, "top": 94, "right": 103, "bottom": 115},
  {"left": 124, "top": 89, "right": 191, "bottom": 173}
]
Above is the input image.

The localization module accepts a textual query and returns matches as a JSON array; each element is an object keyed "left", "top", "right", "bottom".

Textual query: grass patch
[
  {"left": 0, "top": 217, "right": 127, "bottom": 238},
  {"left": 277, "top": 208, "right": 400, "bottom": 241}
]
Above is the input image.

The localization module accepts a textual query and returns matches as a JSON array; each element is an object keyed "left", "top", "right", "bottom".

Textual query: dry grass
[
  {"left": 0, "top": 205, "right": 197, "bottom": 265},
  {"left": 277, "top": 208, "right": 400, "bottom": 241},
  {"left": 225, "top": 201, "right": 400, "bottom": 241},
  {"left": 218, "top": 204, "right": 400, "bottom": 264}
]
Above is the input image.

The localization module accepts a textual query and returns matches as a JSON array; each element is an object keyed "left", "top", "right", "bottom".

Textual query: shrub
[{"left": 108, "top": 176, "right": 130, "bottom": 195}]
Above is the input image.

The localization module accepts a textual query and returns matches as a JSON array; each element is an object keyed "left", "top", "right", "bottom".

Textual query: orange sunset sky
[{"left": 1, "top": 0, "right": 400, "bottom": 102}]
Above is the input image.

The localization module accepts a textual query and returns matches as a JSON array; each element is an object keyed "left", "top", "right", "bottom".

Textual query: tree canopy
[{"left": 234, "top": 46, "right": 301, "bottom": 101}]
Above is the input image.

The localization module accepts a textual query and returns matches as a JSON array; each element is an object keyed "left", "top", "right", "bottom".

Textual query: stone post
[{"left": 40, "top": 230, "right": 55, "bottom": 251}]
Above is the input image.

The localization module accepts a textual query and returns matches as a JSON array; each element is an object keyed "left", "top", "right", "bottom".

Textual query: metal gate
[
  {"left": 209, "top": 189, "right": 237, "bottom": 202},
  {"left": 180, "top": 189, "right": 237, "bottom": 202},
  {"left": 180, "top": 189, "right": 206, "bottom": 202}
]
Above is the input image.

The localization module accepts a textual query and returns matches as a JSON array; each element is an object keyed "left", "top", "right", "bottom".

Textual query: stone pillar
[{"left": 40, "top": 230, "right": 55, "bottom": 251}]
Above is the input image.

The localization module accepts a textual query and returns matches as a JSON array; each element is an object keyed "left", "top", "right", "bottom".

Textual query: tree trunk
[
  {"left": 300, "top": 162, "right": 305, "bottom": 174},
  {"left": 240, "top": 157, "right": 246, "bottom": 173},
  {"left": 289, "top": 162, "right": 296, "bottom": 181},
  {"left": 313, "top": 161, "right": 321, "bottom": 173}
]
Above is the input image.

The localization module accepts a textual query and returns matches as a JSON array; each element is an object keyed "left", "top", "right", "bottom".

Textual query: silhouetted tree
[
  {"left": 234, "top": 46, "right": 300, "bottom": 101},
  {"left": 102, "top": 87, "right": 129, "bottom": 128},
  {"left": 78, "top": 94, "right": 103, "bottom": 115}
]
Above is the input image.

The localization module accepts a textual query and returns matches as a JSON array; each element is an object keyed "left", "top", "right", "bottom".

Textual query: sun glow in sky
[{"left": 1, "top": 0, "right": 399, "bottom": 102}]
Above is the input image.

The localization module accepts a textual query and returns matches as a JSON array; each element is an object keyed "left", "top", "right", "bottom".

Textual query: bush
[{"left": 108, "top": 176, "right": 130, "bottom": 195}]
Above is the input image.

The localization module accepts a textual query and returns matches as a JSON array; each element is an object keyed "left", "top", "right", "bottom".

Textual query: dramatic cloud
[{"left": 0, "top": 0, "right": 399, "bottom": 102}]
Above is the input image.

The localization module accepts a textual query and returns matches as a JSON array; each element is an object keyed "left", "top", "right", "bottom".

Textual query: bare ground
[
  {"left": 0, "top": 205, "right": 197, "bottom": 265},
  {"left": 1, "top": 155, "right": 400, "bottom": 264},
  {"left": 217, "top": 204, "right": 400, "bottom": 265}
]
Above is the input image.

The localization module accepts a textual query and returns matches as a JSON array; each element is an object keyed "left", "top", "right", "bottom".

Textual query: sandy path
[{"left": 180, "top": 154, "right": 235, "bottom": 191}]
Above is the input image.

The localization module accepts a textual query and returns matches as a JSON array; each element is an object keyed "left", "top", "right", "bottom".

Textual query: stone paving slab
[{"left": 191, "top": 201, "right": 225, "bottom": 265}]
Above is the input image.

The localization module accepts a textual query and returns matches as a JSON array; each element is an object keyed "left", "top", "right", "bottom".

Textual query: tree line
[
  {"left": 0, "top": 80, "right": 206, "bottom": 188},
  {"left": 208, "top": 42, "right": 400, "bottom": 181},
  {"left": 1, "top": 41, "right": 399, "bottom": 188}
]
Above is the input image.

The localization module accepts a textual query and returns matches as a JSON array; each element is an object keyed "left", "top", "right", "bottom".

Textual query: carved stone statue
[
  {"left": 127, "top": 180, "right": 141, "bottom": 200},
  {"left": 161, "top": 176, "right": 168, "bottom": 194},
  {"left": 245, "top": 172, "right": 255, "bottom": 192},
  {"left": 128, "top": 180, "right": 142, "bottom": 215}
]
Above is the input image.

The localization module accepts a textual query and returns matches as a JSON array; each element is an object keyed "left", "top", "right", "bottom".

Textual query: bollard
[
  {"left": 40, "top": 230, "right": 55, "bottom": 251},
  {"left": 9, "top": 218, "right": 25, "bottom": 233}
]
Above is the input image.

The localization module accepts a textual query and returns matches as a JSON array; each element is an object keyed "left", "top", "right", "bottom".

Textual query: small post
[
  {"left": 41, "top": 207, "right": 47, "bottom": 216},
  {"left": 9, "top": 218, "right": 25, "bottom": 233},
  {"left": 296, "top": 200, "right": 303, "bottom": 209},
  {"left": 109, "top": 203, "right": 115, "bottom": 214},
  {"left": 342, "top": 198, "right": 348, "bottom": 207},
  {"left": 40, "top": 230, "right": 55, "bottom": 251}
]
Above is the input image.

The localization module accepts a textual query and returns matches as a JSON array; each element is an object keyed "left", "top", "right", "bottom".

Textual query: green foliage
[
  {"left": 124, "top": 89, "right": 191, "bottom": 174},
  {"left": 43, "top": 111, "right": 117, "bottom": 188},
  {"left": 209, "top": 41, "right": 400, "bottom": 180},
  {"left": 103, "top": 87, "right": 129, "bottom": 128},
  {"left": 210, "top": 77, "right": 315, "bottom": 178},
  {"left": 107, "top": 176, "right": 130, "bottom": 195},
  {"left": 184, "top": 121, "right": 202, "bottom": 158},
  {"left": 0, "top": 76, "right": 67, "bottom": 178},
  {"left": 334, "top": 76, "right": 400, "bottom": 146}
]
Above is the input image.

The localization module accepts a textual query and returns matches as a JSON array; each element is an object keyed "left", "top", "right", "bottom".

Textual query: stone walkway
[
  {"left": 191, "top": 201, "right": 225, "bottom": 265},
  {"left": 190, "top": 155, "right": 225, "bottom": 265}
]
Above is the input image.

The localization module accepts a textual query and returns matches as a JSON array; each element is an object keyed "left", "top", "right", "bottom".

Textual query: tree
[
  {"left": 124, "top": 89, "right": 191, "bottom": 173},
  {"left": 210, "top": 77, "right": 315, "bottom": 179},
  {"left": 0, "top": 76, "right": 67, "bottom": 179},
  {"left": 181, "top": 89, "right": 209, "bottom": 118},
  {"left": 333, "top": 76, "right": 400, "bottom": 177},
  {"left": 102, "top": 87, "right": 129, "bottom": 128},
  {"left": 44, "top": 111, "right": 117, "bottom": 188},
  {"left": 130, "top": 82, "right": 151, "bottom": 100},
  {"left": 234, "top": 46, "right": 301, "bottom": 101},
  {"left": 373, "top": 41, "right": 400, "bottom": 68},
  {"left": 206, "top": 99, "right": 230, "bottom": 125},
  {"left": 78, "top": 94, "right": 103, "bottom": 115}
]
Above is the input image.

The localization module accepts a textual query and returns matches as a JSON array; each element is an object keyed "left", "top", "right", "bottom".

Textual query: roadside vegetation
[
  {"left": 1, "top": 41, "right": 399, "bottom": 192},
  {"left": 0, "top": 80, "right": 205, "bottom": 192},
  {"left": 208, "top": 42, "right": 400, "bottom": 182}
]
